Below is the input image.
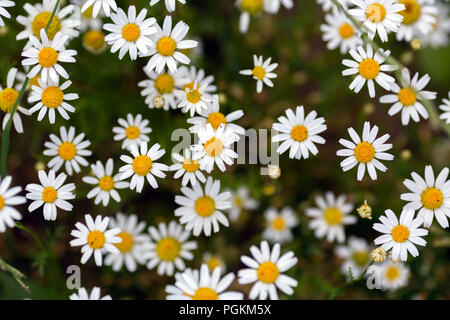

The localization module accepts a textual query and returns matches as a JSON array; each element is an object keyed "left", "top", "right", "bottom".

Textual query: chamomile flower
[
  {"left": 373, "top": 209, "right": 428, "bottom": 261},
  {"left": 0, "top": 68, "right": 30, "bottom": 133},
  {"left": 380, "top": 68, "right": 436, "bottom": 125},
  {"left": 401, "top": 165, "right": 450, "bottom": 228},
  {"left": 119, "top": 141, "right": 169, "bottom": 193},
  {"left": 335, "top": 236, "right": 371, "bottom": 279},
  {"left": 203, "top": 252, "right": 226, "bottom": 274},
  {"left": 25, "top": 170, "right": 75, "bottom": 221},
  {"left": 191, "top": 124, "right": 239, "bottom": 173},
  {"left": 112, "top": 113, "right": 152, "bottom": 151},
  {"left": 179, "top": 66, "right": 217, "bottom": 95},
  {"left": 0, "top": 0, "right": 14, "bottom": 27},
  {"left": 69, "top": 287, "right": 112, "bottom": 300},
  {"left": 348, "top": 0, "right": 405, "bottom": 42},
  {"left": 80, "top": 0, "right": 117, "bottom": 18},
  {"left": 43, "top": 126, "right": 92, "bottom": 175},
  {"left": 342, "top": 44, "right": 397, "bottom": 98},
  {"left": 306, "top": 192, "right": 356, "bottom": 243},
  {"left": 239, "top": 55, "right": 278, "bottom": 93},
  {"left": 238, "top": 241, "right": 298, "bottom": 300},
  {"left": 177, "top": 81, "right": 213, "bottom": 116},
  {"left": 104, "top": 213, "right": 150, "bottom": 272},
  {"left": 150, "top": 0, "right": 186, "bottom": 12},
  {"left": 420, "top": 2, "right": 450, "bottom": 48},
  {"left": 22, "top": 29, "right": 77, "bottom": 84},
  {"left": 0, "top": 176, "right": 27, "bottom": 233},
  {"left": 170, "top": 149, "right": 206, "bottom": 187},
  {"left": 316, "top": 0, "right": 349, "bottom": 11},
  {"left": 28, "top": 78, "right": 78, "bottom": 123},
  {"left": 337, "top": 121, "right": 394, "bottom": 181},
  {"left": 379, "top": 260, "right": 410, "bottom": 291},
  {"left": 71, "top": 0, "right": 104, "bottom": 31},
  {"left": 82, "top": 30, "right": 107, "bottom": 54},
  {"left": 439, "top": 92, "right": 450, "bottom": 124},
  {"left": 174, "top": 176, "right": 232, "bottom": 237},
  {"left": 166, "top": 264, "right": 243, "bottom": 300},
  {"left": 145, "top": 16, "right": 198, "bottom": 73},
  {"left": 262, "top": 207, "right": 298, "bottom": 244},
  {"left": 272, "top": 106, "right": 327, "bottom": 160},
  {"left": 143, "top": 221, "right": 197, "bottom": 276},
  {"left": 103, "top": 5, "right": 157, "bottom": 60},
  {"left": 396, "top": 0, "right": 437, "bottom": 42},
  {"left": 227, "top": 186, "right": 259, "bottom": 222},
  {"left": 82, "top": 159, "right": 129, "bottom": 206},
  {"left": 265, "top": 0, "right": 294, "bottom": 13},
  {"left": 236, "top": 0, "right": 266, "bottom": 33},
  {"left": 70, "top": 214, "right": 121, "bottom": 266}
]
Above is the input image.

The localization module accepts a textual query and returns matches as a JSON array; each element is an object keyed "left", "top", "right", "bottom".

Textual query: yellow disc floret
[
  {"left": 83, "top": 30, "right": 106, "bottom": 52},
  {"left": 125, "top": 126, "right": 140, "bottom": 140},
  {"left": 132, "top": 155, "right": 153, "bottom": 176},
  {"left": 271, "top": 217, "right": 286, "bottom": 231},
  {"left": 32, "top": 12, "right": 61, "bottom": 40},
  {"left": 58, "top": 142, "right": 77, "bottom": 161},
  {"left": 182, "top": 158, "right": 200, "bottom": 172},
  {"left": 291, "top": 125, "right": 308, "bottom": 142},
  {"left": 366, "top": 3, "right": 386, "bottom": 23},
  {"left": 98, "top": 176, "right": 115, "bottom": 191},
  {"left": 87, "top": 230, "right": 106, "bottom": 249},
  {"left": 0, "top": 88, "right": 19, "bottom": 113},
  {"left": 398, "top": 0, "right": 421, "bottom": 25},
  {"left": 252, "top": 66, "right": 266, "bottom": 80},
  {"left": 156, "top": 37, "right": 177, "bottom": 56},
  {"left": 195, "top": 196, "right": 216, "bottom": 217},
  {"left": 324, "top": 207, "right": 343, "bottom": 225},
  {"left": 42, "top": 186, "right": 57, "bottom": 203},
  {"left": 391, "top": 225, "right": 410, "bottom": 242},
  {"left": 339, "top": 23, "right": 355, "bottom": 39},
  {"left": 354, "top": 141, "right": 375, "bottom": 163},
  {"left": 257, "top": 261, "right": 280, "bottom": 283},
  {"left": 192, "top": 287, "right": 219, "bottom": 300},
  {"left": 115, "top": 232, "right": 134, "bottom": 253},
  {"left": 421, "top": 187, "right": 443, "bottom": 210},
  {"left": 397, "top": 87, "right": 417, "bottom": 106},
  {"left": 385, "top": 265, "right": 400, "bottom": 281},
  {"left": 156, "top": 237, "right": 181, "bottom": 261},
  {"left": 155, "top": 73, "right": 175, "bottom": 95},
  {"left": 0, "top": 195, "right": 5, "bottom": 210},
  {"left": 207, "top": 112, "right": 227, "bottom": 129},
  {"left": 38, "top": 47, "right": 59, "bottom": 68},
  {"left": 206, "top": 256, "right": 222, "bottom": 271},
  {"left": 122, "top": 23, "right": 140, "bottom": 42},
  {"left": 241, "top": 0, "right": 263, "bottom": 14},
  {"left": 186, "top": 89, "right": 201, "bottom": 104},
  {"left": 358, "top": 58, "right": 380, "bottom": 80},
  {"left": 41, "top": 86, "right": 64, "bottom": 108},
  {"left": 204, "top": 137, "right": 224, "bottom": 157},
  {"left": 353, "top": 250, "right": 370, "bottom": 267}
]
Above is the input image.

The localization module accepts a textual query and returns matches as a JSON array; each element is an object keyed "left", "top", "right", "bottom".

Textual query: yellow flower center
[
  {"left": 98, "top": 176, "right": 114, "bottom": 191},
  {"left": 192, "top": 287, "right": 219, "bottom": 300},
  {"left": 252, "top": 66, "right": 266, "bottom": 80},
  {"left": 132, "top": 155, "right": 153, "bottom": 176},
  {"left": 41, "top": 86, "right": 64, "bottom": 108},
  {"left": 385, "top": 265, "right": 400, "bottom": 281},
  {"left": 156, "top": 237, "right": 181, "bottom": 261},
  {"left": 203, "top": 137, "right": 224, "bottom": 157},
  {"left": 398, "top": 0, "right": 421, "bottom": 25},
  {"left": 421, "top": 187, "right": 443, "bottom": 210},
  {"left": 391, "top": 225, "right": 410, "bottom": 242},
  {"left": 121, "top": 23, "right": 140, "bottom": 42},
  {"left": 58, "top": 142, "right": 77, "bottom": 161},
  {"left": 324, "top": 207, "right": 343, "bottom": 225},
  {"left": 156, "top": 37, "right": 177, "bottom": 56},
  {"left": 82, "top": 5, "right": 94, "bottom": 19},
  {"left": 195, "top": 196, "right": 216, "bottom": 217},
  {"left": 0, "top": 195, "right": 5, "bottom": 210},
  {"left": 0, "top": 88, "right": 19, "bottom": 113},
  {"left": 206, "top": 256, "right": 222, "bottom": 271},
  {"left": 42, "top": 186, "right": 57, "bottom": 203},
  {"left": 257, "top": 261, "right": 280, "bottom": 283},
  {"left": 397, "top": 87, "right": 417, "bottom": 106},
  {"left": 207, "top": 112, "right": 227, "bottom": 130},
  {"left": 38, "top": 47, "right": 59, "bottom": 68},
  {"left": 87, "top": 230, "right": 106, "bottom": 249},
  {"left": 366, "top": 3, "right": 386, "bottom": 23},
  {"left": 186, "top": 89, "right": 202, "bottom": 104},
  {"left": 358, "top": 58, "right": 380, "bottom": 80},
  {"left": 354, "top": 141, "right": 375, "bottom": 163},
  {"left": 125, "top": 126, "right": 140, "bottom": 140},
  {"left": 115, "top": 232, "right": 134, "bottom": 253},
  {"left": 83, "top": 30, "right": 106, "bottom": 51},
  {"left": 271, "top": 216, "right": 286, "bottom": 231},
  {"left": 291, "top": 125, "right": 308, "bottom": 142},
  {"left": 182, "top": 158, "right": 200, "bottom": 172},
  {"left": 32, "top": 11, "right": 61, "bottom": 40},
  {"left": 338, "top": 23, "right": 355, "bottom": 39},
  {"left": 183, "top": 81, "right": 195, "bottom": 91},
  {"left": 154, "top": 73, "right": 175, "bottom": 95},
  {"left": 353, "top": 250, "right": 370, "bottom": 267},
  {"left": 241, "top": 0, "right": 263, "bottom": 14},
  {"left": 234, "top": 196, "right": 243, "bottom": 207}
]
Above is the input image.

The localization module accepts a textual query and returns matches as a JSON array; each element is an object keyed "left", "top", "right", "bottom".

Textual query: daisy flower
[
  {"left": 0, "top": 176, "right": 27, "bottom": 233},
  {"left": 236, "top": 0, "right": 267, "bottom": 33},
  {"left": 43, "top": 126, "right": 92, "bottom": 175},
  {"left": 439, "top": 92, "right": 450, "bottom": 124},
  {"left": 22, "top": 29, "right": 77, "bottom": 84},
  {"left": 119, "top": 141, "right": 168, "bottom": 193},
  {"left": 81, "top": 0, "right": 117, "bottom": 18},
  {"left": 272, "top": 105, "right": 327, "bottom": 160},
  {"left": 337, "top": 121, "right": 394, "bottom": 181},
  {"left": 373, "top": 209, "right": 428, "bottom": 261},
  {"left": 379, "top": 260, "right": 410, "bottom": 291},
  {"left": 191, "top": 124, "right": 239, "bottom": 173},
  {"left": 265, "top": 0, "right": 294, "bottom": 13},
  {"left": 0, "top": 0, "right": 13, "bottom": 27},
  {"left": 145, "top": 15, "right": 198, "bottom": 73},
  {"left": 150, "top": 0, "right": 186, "bottom": 12},
  {"left": 203, "top": 252, "right": 226, "bottom": 274},
  {"left": 69, "top": 287, "right": 112, "bottom": 300},
  {"left": 70, "top": 214, "right": 121, "bottom": 266},
  {"left": 28, "top": 78, "right": 78, "bottom": 123},
  {"left": 166, "top": 264, "right": 243, "bottom": 300},
  {"left": 306, "top": 192, "right": 356, "bottom": 243},
  {"left": 0, "top": 68, "right": 30, "bottom": 133},
  {"left": 104, "top": 213, "right": 150, "bottom": 272},
  {"left": 103, "top": 5, "right": 157, "bottom": 60},
  {"left": 82, "top": 159, "right": 129, "bottom": 206},
  {"left": 170, "top": 148, "right": 206, "bottom": 186},
  {"left": 342, "top": 44, "right": 397, "bottom": 98},
  {"left": 335, "top": 236, "right": 371, "bottom": 279},
  {"left": 174, "top": 176, "right": 232, "bottom": 237},
  {"left": 320, "top": 10, "right": 363, "bottom": 54},
  {"left": 70, "top": 0, "right": 104, "bottom": 31},
  {"left": 348, "top": 0, "right": 405, "bottom": 42},
  {"left": 82, "top": 30, "right": 107, "bottom": 54},
  {"left": 143, "top": 221, "right": 197, "bottom": 276},
  {"left": 112, "top": 113, "right": 152, "bottom": 151},
  {"left": 262, "top": 207, "right": 298, "bottom": 244},
  {"left": 396, "top": 0, "right": 437, "bottom": 42},
  {"left": 177, "top": 81, "right": 213, "bottom": 116},
  {"left": 227, "top": 186, "right": 258, "bottom": 222},
  {"left": 239, "top": 55, "right": 278, "bottom": 93},
  {"left": 420, "top": 2, "right": 450, "bottom": 48},
  {"left": 401, "top": 165, "right": 450, "bottom": 228},
  {"left": 238, "top": 241, "right": 298, "bottom": 300},
  {"left": 316, "top": 0, "right": 349, "bottom": 11},
  {"left": 179, "top": 66, "right": 217, "bottom": 95},
  {"left": 25, "top": 169, "right": 75, "bottom": 221},
  {"left": 380, "top": 68, "right": 436, "bottom": 125}
]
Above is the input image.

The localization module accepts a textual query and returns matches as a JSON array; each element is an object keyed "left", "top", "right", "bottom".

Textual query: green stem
[
  {"left": 329, "top": 259, "right": 375, "bottom": 299},
  {"left": 0, "top": 258, "right": 30, "bottom": 293},
  {"left": 15, "top": 222, "right": 45, "bottom": 252}
]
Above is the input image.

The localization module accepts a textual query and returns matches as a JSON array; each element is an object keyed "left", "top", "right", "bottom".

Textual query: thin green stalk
[
  {"left": 0, "top": 257, "right": 30, "bottom": 293},
  {"left": 15, "top": 222, "right": 44, "bottom": 251},
  {"left": 329, "top": 259, "right": 375, "bottom": 299}
]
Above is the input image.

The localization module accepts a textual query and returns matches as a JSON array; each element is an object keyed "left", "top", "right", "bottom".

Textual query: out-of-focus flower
[
  {"left": 439, "top": 92, "right": 450, "bottom": 124},
  {"left": 150, "top": 0, "right": 186, "bottom": 12},
  {"left": 379, "top": 260, "right": 410, "bottom": 291},
  {"left": 81, "top": 0, "right": 117, "bottom": 18},
  {"left": 0, "top": 176, "right": 27, "bottom": 233},
  {"left": 227, "top": 186, "right": 258, "bottom": 222},
  {"left": 0, "top": 0, "right": 14, "bottom": 27},
  {"left": 240, "top": 55, "right": 278, "bottom": 93},
  {"left": 335, "top": 236, "right": 371, "bottom": 279},
  {"left": 396, "top": 0, "right": 437, "bottom": 42},
  {"left": 82, "top": 30, "right": 107, "bottom": 54},
  {"left": 262, "top": 207, "right": 298, "bottom": 243},
  {"left": 203, "top": 252, "right": 226, "bottom": 274}
]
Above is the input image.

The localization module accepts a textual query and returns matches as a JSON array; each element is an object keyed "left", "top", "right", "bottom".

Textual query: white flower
[
  {"left": 380, "top": 68, "right": 436, "bottom": 125},
  {"left": 149, "top": 0, "right": 186, "bottom": 12},
  {"left": 379, "top": 261, "right": 410, "bottom": 291},
  {"left": 439, "top": 92, "right": 450, "bottom": 124},
  {"left": 238, "top": 241, "right": 298, "bottom": 300},
  {"left": 21, "top": 29, "right": 77, "bottom": 84},
  {"left": 401, "top": 165, "right": 450, "bottom": 228},
  {"left": 335, "top": 236, "right": 371, "bottom": 279},
  {"left": 262, "top": 207, "right": 298, "bottom": 244},
  {"left": 104, "top": 213, "right": 150, "bottom": 272},
  {"left": 0, "top": 0, "right": 14, "bottom": 27},
  {"left": 272, "top": 105, "right": 327, "bottom": 160},
  {"left": 337, "top": 121, "right": 394, "bottom": 181},
  {"left": 71, "top": 0, "right": 104, "bottom": 31},
  {"left": 170, "top": 148, "right": 206, "bottom": 186},
  {"left": 265, "top": 0, "right": 294, "bottom": 13},
  {"left": 82, "top": 159, "right": 129, "bottom": 206},
  {"left": 166, "top": 264, "right": 244, "bottom": 300},
  {"left": 112, "top": 113, "right": 152, "bottom": 151},
  {"left": 227, "top": 186, "right": 258, "bottom": 222},
  {"left": 306, "top": 191, "right": 356, "bottom": 243},
  {"left": 103, "top": 5, "right": 157, "bottom": 60},
  {"left": 145, "top": 15, "right": 198, "bottom": 73},
  {"left": 239, "top": 55, "right": 278, "bottom": 93},
  {"left": 81, "top": 0, "right": 117, "bottom": 18},
  {"left": 143, "top": 221, "right": 197, "bottom": 276},
  {"left": 177, "top": 80, "right": 213, "bottom": 116},
  {"left": 316, "top": 0, "right": 349, "bottom": 11},
  {"left": 419, "top": 2, "right": 450, "bottom": 48},
  {"left": 174, "top": 176, "right": 231, "bottom": 237},
  {"left": 69, "top": 287, "right": 112, "bottom": 300},
  {"left": 203, "top": 252, "right": 226, "bottom": 274},
  {"left": 25, "top": 170, "right": 75, "bottom": 221},
  {"left": 342, "top": 44, "right": 397, "bottom": 98},
  {"left": 0, "top": 176, "right": 27, "bottom": 233},
  {"left": 119, "top": 141, "right": 168, "bottom": 193},
  {"left": 396, "top": 0, "right": 437, "bottom": 42},
  {"left": 373, "top": 209, "right": 428, "bottom": 261},
  {"left": 236, "top": 0, "right": 268, "bottom": 33},
  {"left": 43, "top": 126, "right": 92, "bottom": 175},
  {"left": 179, "top": 66, "right": 217, "bottom": 94}
]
